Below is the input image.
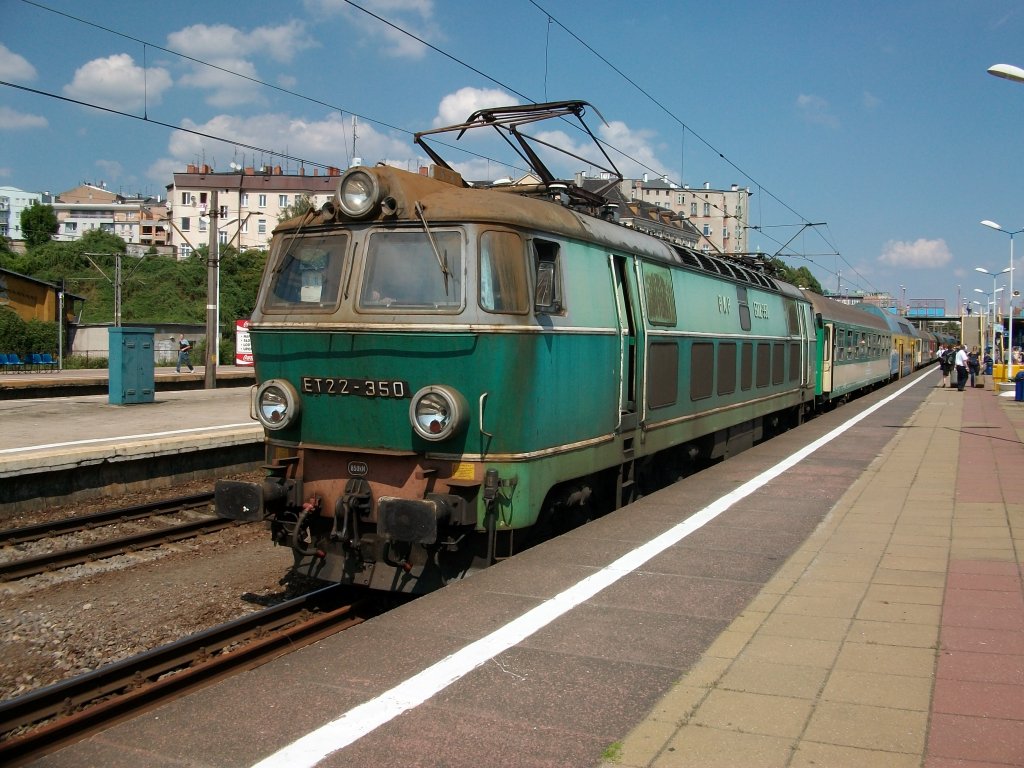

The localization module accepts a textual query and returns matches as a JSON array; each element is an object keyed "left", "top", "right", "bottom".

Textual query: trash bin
[
  {"left": 993, "top": 363, "right": 1007, "bottom": 383},
  {"left": 1016, "top": 371, "right": 1024, "bottom": 403}
]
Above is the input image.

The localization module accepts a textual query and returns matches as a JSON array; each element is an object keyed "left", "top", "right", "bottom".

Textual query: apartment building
[
  {"left": 52, "top": 183, "right": 170, "bottom": 254},
  {"left": 167, "top": 164, "right": 342, "bottom": 258},
  {"left": 627, "top": 177, "right": 752, "bottom": 257},
  {"left": 0, "top": 185, "right": 47, "bottom": 242}
]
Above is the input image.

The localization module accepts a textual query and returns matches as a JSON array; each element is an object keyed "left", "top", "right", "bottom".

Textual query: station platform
[
  {"left": 0, "top": 367, "right": 261, "bottom": 515},
  {"left": 15, "top": 367, "right": 1024, "bottom": 768}
]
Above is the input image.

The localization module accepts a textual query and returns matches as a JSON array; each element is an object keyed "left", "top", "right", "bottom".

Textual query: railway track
[
  {"left": 0, "top": 492, "right": 239, "bottom": 582},
  {"left": 0, "top": 585, "right": 381, "bottom": 766}
]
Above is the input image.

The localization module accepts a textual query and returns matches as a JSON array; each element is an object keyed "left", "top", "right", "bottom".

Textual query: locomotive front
[{"left": 215, "top": 163, "right": 602, "bottom": 593}]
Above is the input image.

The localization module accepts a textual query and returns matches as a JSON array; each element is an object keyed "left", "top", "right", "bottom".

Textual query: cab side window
[
  {"left": 533, "top": 239, "right": 563, "bottom": 314},
  {"left": 480, "top": 231, "right": 528, "bottom": 314}
]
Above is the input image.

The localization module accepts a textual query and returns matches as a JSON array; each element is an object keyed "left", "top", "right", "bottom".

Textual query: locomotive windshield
[
  {"left": 359, "top": 230, "right": 463, "bottom": 311},
  {"left": 264, "top": 232, "right": 348, "bottom": 310}
]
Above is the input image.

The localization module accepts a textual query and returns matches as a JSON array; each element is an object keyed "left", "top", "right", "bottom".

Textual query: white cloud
[
  {"left": 0, "top": 105, "right": 47, "bottom": 130},
  {"left": 178, "top": 58, "right": 266, "bottom": 109},
  {"left": 862, "top": 91, "right": 881, "bottom": 110},
  {"left": 0, "top": 43, "right": 37, "bottom": 81},
  {"left": 62, "top": 54, "right": 172, "bottom": 112},
  {"left": 304, "top": 0, "right": 440, "bottom": 59},
  {"left": 95, "top": 159, "right": 125, "bottom": 182},
  {"left": 598, "top": 120, "right": 665, "bottom": 180},
  {"left": 796, "top": 93, "right": 839, "bottom": 128},
  {"left": 167, "top": 21, "right": 316, "bottom": 65},
  {"left": 878, "top": 238, "right": 952, "bottom": 268},
  {"left": 432, "top": 87, "right": 518, "bottom": 127},
  {"left": 152, "top": 111, "right": 411, "bottom": 185},
  {"left": 167, "top": 22, "right": 316, "bottom": 108}
]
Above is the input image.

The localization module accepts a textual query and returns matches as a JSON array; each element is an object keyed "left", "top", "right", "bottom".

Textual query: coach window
[
  {"left": 360, "top": 230, "right": 463, "bottom": 312},
  {"left": 690, "top": 342, "right": 714, "bottom": 400},
  {"left": 718, "top": 342, "right": 737, "bottom": 395},
  {"left": 643, "top": 263, "right": 676, "bottom": 326},
  {"left": 533, "top": 239, "right": 563, "bottom": 313},
  {"left": 264, "top": 232, "right": 348, "bottom": 310},
  {"left": 479, "top": 231, "right": 528, "bottom": 314}
]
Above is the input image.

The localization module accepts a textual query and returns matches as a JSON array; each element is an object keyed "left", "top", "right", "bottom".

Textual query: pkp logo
[{"left": 348, "top": 461, "right": 368, "bottom": 476}]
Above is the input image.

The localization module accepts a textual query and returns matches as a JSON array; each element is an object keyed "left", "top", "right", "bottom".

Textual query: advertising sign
[{"left": 235, "top": 319, "right": 254, "bottom": 366}]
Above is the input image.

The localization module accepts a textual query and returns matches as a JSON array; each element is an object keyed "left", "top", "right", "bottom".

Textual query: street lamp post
[
  {"left": 980, "top": 221, "right": 1021, "bottom": 379},
  {"left": 975, "top": 267, "right": 1010, "bottom": 365}
]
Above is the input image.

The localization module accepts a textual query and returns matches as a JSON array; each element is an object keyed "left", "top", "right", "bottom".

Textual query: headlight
[
  {"left": 254, "top": 379, "right": 301, "bottom": 431},
  {"left": 336, "top": 168, "right": 380, "bottom": 218},
  {"left": 409, "top": 385, "right": 468, "bottom": 441}
]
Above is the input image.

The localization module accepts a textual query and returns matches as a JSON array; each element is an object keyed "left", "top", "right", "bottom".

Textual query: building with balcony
[
  {"left": 625, "top": 177, "right": 752, "bottom": 257},
  {"left": 0, "top": 185, "right": 48, "bottom": 242}
]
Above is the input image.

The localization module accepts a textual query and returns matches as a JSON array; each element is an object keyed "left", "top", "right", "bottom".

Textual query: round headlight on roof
[
  {"left": 409, "top": 385, "right": 468, "bottom": 442},
  {"left": 336, "top": 168, "right": 381, "bottom": 218},
  {"left": 254, "top": 379, "right": 301, "bottom": 431}
]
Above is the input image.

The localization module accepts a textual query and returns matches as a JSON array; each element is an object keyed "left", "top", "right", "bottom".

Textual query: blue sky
[{"left": 3, "top": 0, "right": 1024, "bottom": 314}]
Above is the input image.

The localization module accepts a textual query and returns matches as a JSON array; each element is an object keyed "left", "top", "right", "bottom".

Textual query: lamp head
[{"left": 988, "top": 64, "right": 1024, "bottom": 83}]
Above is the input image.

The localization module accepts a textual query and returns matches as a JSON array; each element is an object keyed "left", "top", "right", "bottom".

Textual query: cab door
[{"left": 610, "top": 254, "right": 645, "bottom": 431}]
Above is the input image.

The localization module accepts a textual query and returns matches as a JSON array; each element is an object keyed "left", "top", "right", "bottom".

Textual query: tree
[
  {"left": 278, "top": 194, "right": 314, "bottom": 222},
  {"left": 20, "top": 202, "right": 59, "bottom": 249},
  {"left": 767, "top": 258, "right": 823, "bottom": 294}
]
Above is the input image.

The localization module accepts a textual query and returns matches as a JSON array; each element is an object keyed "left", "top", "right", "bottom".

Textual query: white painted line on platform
[
  {"left": 0, "top": 424, "right": 257, "bottom": 455},
  {"left": 252, "top": 372, "right": 932, "bottom": 768}
]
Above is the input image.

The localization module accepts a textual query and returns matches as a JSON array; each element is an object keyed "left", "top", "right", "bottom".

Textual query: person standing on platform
[
  {"left": 955, "top": 344, "right": 969, "bottom": 391},
  {"left": 176, "top": 334, "right": 195, "bottom": 374},
  {"left": 938, "top": 344, "right": 953, "bottom": 387}
]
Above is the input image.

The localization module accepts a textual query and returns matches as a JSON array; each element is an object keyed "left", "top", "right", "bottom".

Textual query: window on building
[
  {"left": 703, "top": 224, "right": 711, "bottom": 236},
  {"left": 199, "top": 218, "right": 207, "bottom": 232},
  {"left": 690, "top": 202, "right": 697, "bottom": 216},
  {"left": 219, "top": 231, "right": 228, "bottom": 245},
  {"left": 258, "top": 194, "right": 267, "bottom": 208},
  {"left": 219, "top": 205, "right": 228, "bottom": 218},
  {"left": 676, "top": 193, "right": 684, "bottom": 205},
  {"left": 703, "top": 202, "right": 710, "bottom": 216},
  {"left": 241, "top": 219, "right": 249, "bottom": 233},
  {"left": 279, "top": 194, "right": 288, "bottom": 207},
  {"left": 199, "top": 192, "right": 207, "bottom": 205},
  {"left": 241, "top": 193, "right": 249, "bottom": 207},
  {"left": 179, "top": 244, "right": 192, "bottom": 259},
  {"left": 181, "top": 217, "right": 190, "bottom": 231},
  {"left": 258, "top": 219, "right": 267, "bottom": 234}
]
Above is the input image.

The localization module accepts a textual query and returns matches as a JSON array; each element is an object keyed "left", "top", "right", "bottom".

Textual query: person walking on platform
[
  {"left": 968, "top": 345, "right": 980, "bottom": 388},
  {"left": 176, "top": 334, "right": 195, "bottom": 374},
  {"left": 955, "top": 344, "right": 969, "bottom": 391}
]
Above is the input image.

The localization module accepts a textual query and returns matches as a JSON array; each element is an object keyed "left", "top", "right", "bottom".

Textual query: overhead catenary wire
[{"left": 13, "top": 0, "right": 879, "bottom": 296}]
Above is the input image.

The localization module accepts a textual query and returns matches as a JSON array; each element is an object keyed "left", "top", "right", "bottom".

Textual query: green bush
[
  {"left": 0, "top": 306, "right": 58, "bottom": 357},
  {"left": 62, "top": 354, "right": 109, "bottom": 369}
]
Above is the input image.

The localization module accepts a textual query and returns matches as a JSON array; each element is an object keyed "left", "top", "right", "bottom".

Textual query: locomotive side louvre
[{"left": 216, "top": 163, "right": 831, "bottom": 593}]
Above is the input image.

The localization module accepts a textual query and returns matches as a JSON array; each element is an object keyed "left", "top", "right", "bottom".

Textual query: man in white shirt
[{"left": 954, "top": 344, "right": 969, "bottom": 391}]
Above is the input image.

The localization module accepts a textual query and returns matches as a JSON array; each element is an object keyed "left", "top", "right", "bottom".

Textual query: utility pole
[{"left": 205, "top": 190, "right": 219, "bottom": 389}]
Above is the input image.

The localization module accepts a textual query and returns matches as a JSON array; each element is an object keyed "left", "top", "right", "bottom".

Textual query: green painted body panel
[{"left": 251, "top": 329, "right": 620, "bottom": 456}]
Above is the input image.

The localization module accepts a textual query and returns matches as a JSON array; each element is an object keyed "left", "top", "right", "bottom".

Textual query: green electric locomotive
[{"left": 216, "top": 102, "right": 824, "bottom": 593}]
